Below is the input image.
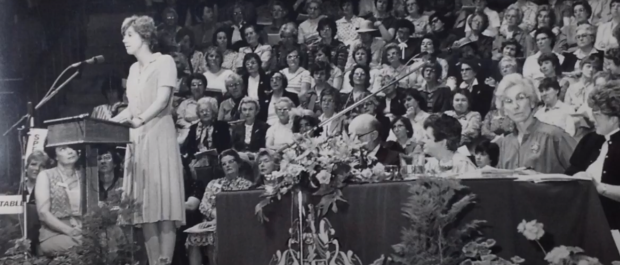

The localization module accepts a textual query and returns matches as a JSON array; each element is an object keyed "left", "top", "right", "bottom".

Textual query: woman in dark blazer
[
  {"left": 241, "top": 53, "right": 270, "bottom": 103},
  {"left": 566, "top": 84, "right": 620, "bottom": 229},
  {"left": 258, "top": 71, "right": 299, "bottom": 123},
  {"left": 181, "top": 97, "right": 232, "bottom": 165},
  {"left": 232, "top": 97, "right": 270, "bottom": 152}
]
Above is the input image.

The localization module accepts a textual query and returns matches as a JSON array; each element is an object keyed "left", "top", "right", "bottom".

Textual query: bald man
[{"left": 349, "top": 114, "right": 403, "bottom": 167}]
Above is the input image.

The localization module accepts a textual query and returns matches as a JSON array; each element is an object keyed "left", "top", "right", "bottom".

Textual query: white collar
[{"left": 606, "top": 128, "right": 620, "bottom": 140}]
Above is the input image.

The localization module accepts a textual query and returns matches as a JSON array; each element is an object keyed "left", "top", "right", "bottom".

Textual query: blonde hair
[
  {"left": 495, "top": 74, "right": 540, "bottom": 110},
  {"left": 197, "top": 97, "right": 219, "bottom": 116},
  {"left": 204, "top": 46, "right": 223, "bottom": 67},
  {"left": 498, "top": 57, "right": 518, "bottom": 71},
  {"left": 575, "top": 23, "right": 596, "bottom": 37},
  {"left": 279, "top": 22, "right": 299, "bottom": 38},
  {"left": 121, "top": 15, "right": 158, "bottom": 51},
  {"left": 275, "top": 97, "right": 295, "bottom": 109},
  {"left": 225, "top": 73, "right": 243, "bottom": 86},
  {"left": 505, "top": 6, "right": 523, "bottom": 23},
  {"left": 239, "top": 96, "right": 261, "bottom": 113}
]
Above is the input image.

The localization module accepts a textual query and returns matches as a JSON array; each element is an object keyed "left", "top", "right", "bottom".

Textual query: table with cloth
[{"left": 216, "top": 179, "right": 620, "bottom": 265}]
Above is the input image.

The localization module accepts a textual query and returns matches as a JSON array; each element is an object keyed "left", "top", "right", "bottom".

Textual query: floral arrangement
[
  {"left": 255, "top": 133, "right": 389, "bottom": 222},
  {"left": 0, "top": 192, "right": 141, "bottom": 265}
]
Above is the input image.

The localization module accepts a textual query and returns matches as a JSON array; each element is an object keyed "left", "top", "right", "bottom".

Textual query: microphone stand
[{"left": 2, "top": 65, "right": 80, "bottom": 262}]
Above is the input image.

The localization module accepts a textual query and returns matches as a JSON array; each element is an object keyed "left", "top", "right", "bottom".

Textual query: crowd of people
[{"left": 19, "top": 0, "right": 620, "bottom": 264}]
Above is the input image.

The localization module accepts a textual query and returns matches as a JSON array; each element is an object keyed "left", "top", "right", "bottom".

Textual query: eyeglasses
[
  {"left": 287, "top": 55, "right": 300, "bottom": 59},
  {"left": 271, "top": 76, "right": 283, "bottom": 81},
  {"left": 461, "top": 68, "right": 473, "bottom": 72},
  {"left": 356, "top": 129, "right": 376, "bottom": 138}
]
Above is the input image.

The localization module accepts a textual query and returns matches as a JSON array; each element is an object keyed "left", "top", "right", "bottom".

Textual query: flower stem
[{"left": 536, "top": 240, "right": 547, "bottom": 255}]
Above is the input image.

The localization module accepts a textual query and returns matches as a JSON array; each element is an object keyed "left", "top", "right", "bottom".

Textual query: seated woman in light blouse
[
  {"left": 594, "top": 0, "right": 620, "bottom": 51},
  {"left": 203, "top": 46, "right": 234, "bottom": 94},
  {"left": 238, "top": 24, "right": 272, "bottom": 71},
  {"left": 494, "top": 74, "right": 576, "bottom": 173},
  {"left": 341, "top": 46, "right": 381, "bottom": 93},
  {"left": 218, "top": 73, "right": 246, "bottom": 122},
  {"left": 281, "top": 47, "right": 312, "bottom": 96},
  {"left": 534, "top": 78, "right": 577, "bottom": 137},
  {"left": 421, "top": 114, "right": 478, "bottom": 176},
  {"left": 176, "top": 74, "right": 208, "bottom": 140},
  {"left": 312, "top": 44, "right": 344, "bottom": 90},
  {"left": 265, "top": 97, "right": 297, "bottom": 150},
  {"left": 445, "top": 89, "right": 482, "bottom": 146},
  {"left": 35, "top": 145, "right": 83, "bottom": 256},
  {"left": 566, "top": 83, "right": 620, "bottom": 230},
  {"left": 212, "top": 27, "right": 241, "bottom": 72}
]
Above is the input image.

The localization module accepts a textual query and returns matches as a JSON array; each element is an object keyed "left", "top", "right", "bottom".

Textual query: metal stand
[{"left": 2, "top": 65, "right": 81, "bottom": 261}]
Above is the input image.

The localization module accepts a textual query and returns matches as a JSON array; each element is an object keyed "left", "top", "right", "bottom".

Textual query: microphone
[{"left": 70, "top": 55, "right": 105, "bottom": 67}]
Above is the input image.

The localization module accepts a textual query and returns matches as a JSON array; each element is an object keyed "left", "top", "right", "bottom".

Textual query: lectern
[{"left": 44, "top": 114, "right": 130, "bottom": 214}]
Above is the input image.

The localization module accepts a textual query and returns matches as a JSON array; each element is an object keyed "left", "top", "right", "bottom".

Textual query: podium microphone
[{"left": 70, "top": 55, "right": 105, "bottom": 68}]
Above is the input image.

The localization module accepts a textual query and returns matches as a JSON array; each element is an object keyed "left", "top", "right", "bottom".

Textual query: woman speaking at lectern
[{"left": 111, "top": 15, "right": 185, "bottom": 265}]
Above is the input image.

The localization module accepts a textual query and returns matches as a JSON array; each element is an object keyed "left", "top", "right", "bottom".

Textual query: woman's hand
[
  {"left": 110, "top": 114, "right": 128, "bottom": 124},
  {"left": 484, "top": 77, "right": 497, "bottom": 87},
  {"left": 126, "top": 117, "right": 143, "bottom": 129},
  {"left": 67, "top": 227, "right": 82, "bottom": 237}
]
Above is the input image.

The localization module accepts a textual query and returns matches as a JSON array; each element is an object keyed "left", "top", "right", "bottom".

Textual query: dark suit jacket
[
  {"left": 231, "top": 120, "right": 270, "bottom": 152},
  {"left": 561, "top": 49, "right": 604, "bottom": 72},
  {"left": 470, "top": 83, "right": 495, "bottom": 119},
  {"left": 376, "top": 145, "right": 401, "bottom": 167},
  {"left": 566, "top": 131, "right": 620, "bottom": 229},
  {"left": 375, "top": 114, "right": 392, "bottom": 142},
  {"left": 243, "top": 72, "right": 270, "bottom": 99},
  {"left": 257, "top": 90, "right": 300, "bottom": 122},
  {"left": 423, "top": 86, "right": 453, "bottom": 113},
  {"left": 378, "top": 89, "right": 407, "bottom": 117},
  {"left": 181, "top": 121, "right": 232, "bottom": 164}
]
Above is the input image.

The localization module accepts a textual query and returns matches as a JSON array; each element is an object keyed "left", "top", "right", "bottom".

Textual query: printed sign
[
  {"left": 0, "top": 195, "right": 24, "bottom": 215},
  {"left": 24, "top": 128, "right": 48, "bottom": 160}
]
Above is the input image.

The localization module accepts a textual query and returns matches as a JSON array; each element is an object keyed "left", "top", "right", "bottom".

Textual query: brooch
[{"left": 530, "top": 142, "right": 540, "bottom": 154}]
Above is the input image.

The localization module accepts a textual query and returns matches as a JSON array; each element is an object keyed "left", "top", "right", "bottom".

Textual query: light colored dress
[
  {"left": 123, "top": 53, "right": 186, "bottom": 227},
  {"left": 186, "top": 177, "right": 252, "bottom": 246}
]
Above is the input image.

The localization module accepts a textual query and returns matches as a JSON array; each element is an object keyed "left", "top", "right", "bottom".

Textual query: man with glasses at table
[{"left": 349, "top": 114, "right": 404, "bottom": 168}]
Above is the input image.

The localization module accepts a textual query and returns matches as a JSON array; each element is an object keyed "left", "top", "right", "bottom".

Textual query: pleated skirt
[{"left": 122, "top": 115, "right": 186, "bottom": 228}]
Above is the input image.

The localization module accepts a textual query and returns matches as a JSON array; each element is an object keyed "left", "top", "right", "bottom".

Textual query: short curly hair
[
  {"left": 423, "top": 114, "right": 462, "bottom": 152},
  {"left": 279, "top": 22, "right": 299, "bottom": 38},
  {"left": 496, "top": 73, "right": 540, "bottom": 111},
  {"left": 605, "top": 47, "right": 620, "bottom": 67},
  {"left": 121, "top": 15, "right": 158, "bottom": 51},
  {"left": 588, "top": 82, "right": 620, "bottom": 119}
]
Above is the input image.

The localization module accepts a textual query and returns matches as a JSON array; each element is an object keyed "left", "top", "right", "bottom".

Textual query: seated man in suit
[
  {"left": 348, "top": 113, "right": 404, "bottom": 168},
  {"left": 232, "top": 97, "right": 270, "bottom": 153}
]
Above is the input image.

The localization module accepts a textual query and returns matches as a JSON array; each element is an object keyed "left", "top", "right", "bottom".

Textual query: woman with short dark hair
[
  {"left": 445, "top": 89, "right": 482, "bottom": 146},
  {"left": 473, "top": 138, "right": 500, "bottom": 168},
  {"left": 176, "top": 27, "right": 207, "bottom": 74},
  {"left": 421, "top": 114, "right": 477, "bottom": 176},
  {"left": 238, "top": 24, "right": 272, "bottom": 71},
  {"left": 92, "top": 75, "right": 125, "bottom": 120}
]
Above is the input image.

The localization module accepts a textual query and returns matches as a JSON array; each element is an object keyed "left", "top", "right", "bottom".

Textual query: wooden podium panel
[{"left": 44, "top": 114, "right": 130, "bottom": 214}]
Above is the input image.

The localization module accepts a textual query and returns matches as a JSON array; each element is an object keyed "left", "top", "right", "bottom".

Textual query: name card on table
[{"left": 0, "top": 195, "right": 24, "bottom": 215}]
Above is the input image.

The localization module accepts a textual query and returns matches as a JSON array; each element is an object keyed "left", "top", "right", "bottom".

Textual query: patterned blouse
[
  {"left": 222, "top": 50, "right": 241, "bottom": 72},
  {"left": 336, "top": 16, "right": 365, "bottom": 44},
  {"left": 405, "top": 15, "right": 431, "bottom": 38},
  {"left": 481, "top": 109, "right": 516, "bottom": 140},
  {"left": 445, "top": 111, "right": 482, "bottom": 145}
]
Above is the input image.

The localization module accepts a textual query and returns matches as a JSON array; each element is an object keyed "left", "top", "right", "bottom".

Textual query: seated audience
[
  {"left": 238, "top": 24, "right": 272, "bottom": 71},
  {"left": 389, "top": 116, "right": 418, "bottom": 156},
  {"left": 535, "top": 78, "right": 576, "bottom": 137},
  {"left": 445, "top": 89, "right": 482, "bottom": 146},
  {"left": 403, "top": 89, "right": 430, "bottom": 143},
  {"left": 218, "top": 73, "right": 246, "bottom": 121},
  {"left": 345, "top": 20, "right": 386, "bottom": 71},
  {"left": 182, "top": 97, "right": 232, "bottom": 165},
  {"left": 523, "top": 27, "right": 565, "bottom": 81},
  {"left": 335, "top": 0, "right": 364, "bottom": 45},
  {"left": 377, "top": 78, "right": 406, "bottom": 119},
  {"left": 97, "top": 147, "right": 123, "bottom": 201},
  {"left": 186, "top": 149, "right": 252, "bottom": 265},
  {"left": 391, "top": 19, "right": 418, "bottom": 63},
  {"left": 594, "top": 0, "right": 620, "bottom": 51},
  {"left": 318, "top": 88, "right": 345, "bottom": 137},
  {"left": 24, "top": 150, "right": 51, "bottom": 254},
  {"left": 536, "top": 52, "right": 570, "bottom": 99},
  {"left": 308, "top": 61, "right": 337, "bottom": 114},
  {"left": 92, "top": 75, "right": 125, "bottom": 120},
  {"left": 292, "top": 115, "right": 320, "bottom": 136},
  {"left": 35, "top": 145, "right": 82, "bottom": 256},
  {"left": 473, "top": 138, "right": 500, "bottom": 168},
  {"left": 260, "top": 71, "right": 300, "bottom": 125},
  {"left": 494, "top": 74, "right": 576, "bottom": 173},
  {"left": 341, "top": 46, "right": 382, "bottom": 93},
  {"left": 481, "top": 97, "right": 516, "bottom": 141},
  {"left": 281, "top": 47, "right": 312, "bottom": 96},
  {"left": 298, "top": 0, "right": 325, "bottom": 45},
  {"left": 421, "top": 114, "right": 478, "bottom": 176},
  {"left": 266, "top": 97, "right": 297, "bottom": 150},
  {"left": 176, "top": 74, "right": 208, "bottom": 142},
  {"left": 212, "top": 27, "right": 241, "bottom": 72},
  {"left": 203, "top": 46, "right": 234, "bottom": 94},
  {"left": 312, "top": 44, "right": 344, "bottom": 90},
  {"left": 270, "top": 23, "right": 310, "bottom": 72},
  {"left": 418, "top": 62, "right": 452, "bottom": 113},
  {"left": 241, "top": 53, "right": 268, "bottom": 101},
  {"left": 176, "top": 27, "right": 206, "bottom": 74},
  {"left": 604, "top": 47, "right": 620, "bottom": 77},
  {"left": 251, "top": 148, "right": 280, "bottom": 189},
  {"left": 458, "top": 59, "right": 494, "bottom": 118},
  {"left": 232, "top": 97, "right": 270, "bottom": 152}
]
